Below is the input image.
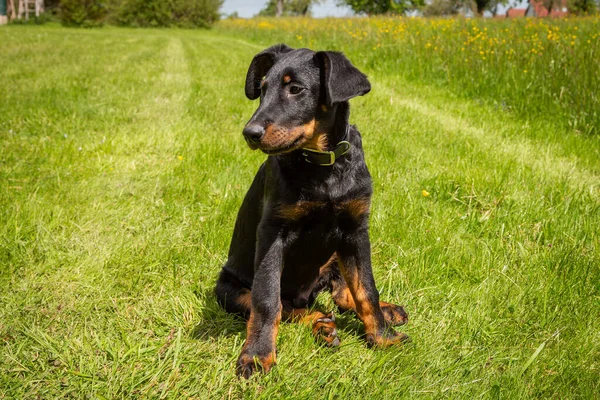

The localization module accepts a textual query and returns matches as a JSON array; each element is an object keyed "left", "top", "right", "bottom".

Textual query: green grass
[{"left": 1, "top": 24, "right": 599, "bottom": 398}]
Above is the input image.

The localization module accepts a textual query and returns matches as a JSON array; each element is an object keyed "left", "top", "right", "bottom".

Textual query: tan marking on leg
[
  {"left": 332, "top": 285, "right": 357, "bottom": 311},
  {"left": 243, "top": 302, "right": 281, "bottom": 347},
  {"left": 236, "top": 289, "right": 252, "bottom": 313},
  {"left": 284, "top": 308, "right": 340, "bottom": 347},
  {"left": 337, "top": 261, "right": 410, "bottom": 347},
  {"left": 282, "top": 307, "right": 308, "bottom": 322},
  {"left": 272, "top": 310, "right": 281, "bottom": 350},
  {"left": 354, "top": 292, "right": 378, "bottom": 335},
  {"left": 262, "top": 351, "right": 276, "bottom": 370},
  {"left": 237, "top": 306, "right": 281, "bottom": 377},
  {"left": 319, "top": 252, "right": 338, "bottom": 275},
  {"left": 237, "top": 351, "right": 276, "bottom": 377},
  {"left": 338, "top": 262, "right": 379, "bottom": 337},
  {"left": 244, "top": 311, "right": 258, "bottom": 346},
  {"left": 284, "top": 308, "right": 325, "bottom": 323}
]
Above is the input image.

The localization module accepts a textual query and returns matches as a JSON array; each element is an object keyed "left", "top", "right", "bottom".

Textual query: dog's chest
[{"left": 276, "top": 198, "right": 369, "bottom": 231}]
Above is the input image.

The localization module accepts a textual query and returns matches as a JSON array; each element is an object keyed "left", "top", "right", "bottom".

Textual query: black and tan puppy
[{"left": 215, "top": 44, "right": 409, "bottom": 378}]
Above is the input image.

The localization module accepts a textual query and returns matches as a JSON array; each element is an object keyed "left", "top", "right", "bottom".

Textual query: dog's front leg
[
  {"left": 236, "top": 225, "right": 284, "bottom": 378},
  {"left": 338, "top": 228, "right": 409, "bottom": 346}
]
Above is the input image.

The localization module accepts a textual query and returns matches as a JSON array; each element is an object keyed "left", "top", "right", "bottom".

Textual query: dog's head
[{"left": 242, "top": 44, "right": 371, "bottom": 155}]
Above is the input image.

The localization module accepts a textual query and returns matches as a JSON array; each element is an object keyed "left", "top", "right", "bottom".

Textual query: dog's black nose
[{"left": 243, "top": 124, "right": 265, "bottom": 143}]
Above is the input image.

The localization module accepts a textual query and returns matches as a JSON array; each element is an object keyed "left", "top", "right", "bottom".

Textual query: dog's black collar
[{"left": 300, "top": 126, "right": 351, "bottom": 166}]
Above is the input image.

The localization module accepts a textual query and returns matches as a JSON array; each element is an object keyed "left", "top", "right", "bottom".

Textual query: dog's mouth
[
  {"left": 244, "top": 136, "right": 305, "bottom": 154},
  {"left": 244, "top": 137, "right": 261, "bottom": 150},
  {"left": 245, "top": 121, "right": 316, "bottom": 155},
  {"left": 259, "top": 136, "right": 306, "bottom": 155}
]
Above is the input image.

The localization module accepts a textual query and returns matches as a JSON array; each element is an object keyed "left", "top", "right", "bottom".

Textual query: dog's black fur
[{"left": 215, "top": 44, "right": 409, "bottom": 378}]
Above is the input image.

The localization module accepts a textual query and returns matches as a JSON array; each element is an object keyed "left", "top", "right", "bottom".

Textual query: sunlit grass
[{"left": 1, "top": 24, "right": 599, "bottom": 398}]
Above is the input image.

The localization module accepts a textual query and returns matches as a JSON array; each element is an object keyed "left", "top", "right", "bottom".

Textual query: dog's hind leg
[
  {"left": 215, "top": 268, "right": 252, "bottom": 319},
  {"left": 282, "top": 301, "right": 340, "bottom": 347}
]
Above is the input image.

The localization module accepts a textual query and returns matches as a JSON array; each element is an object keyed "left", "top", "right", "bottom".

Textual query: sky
[
  {"left": 221, "top": 0, "right": 354, "bottom": 18},
  {"left": 220, "top": 0, "right": 532, "bottom": 18}
]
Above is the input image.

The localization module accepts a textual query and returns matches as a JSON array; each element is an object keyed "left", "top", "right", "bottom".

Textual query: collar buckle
[
  {"left": 301, "top": 140, "right": 351, "bottom": 167},
  {"left": 302, "top": 148, "right": 336, "bottom": 166}
]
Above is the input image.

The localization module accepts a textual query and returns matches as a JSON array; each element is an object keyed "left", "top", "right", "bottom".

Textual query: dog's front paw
[
  {"left": 366, "top": 329, "right": 410, "bottom": 348},
  {"left": 236, "top": 350, "right": 276, "bottom": 378},
  {"left": 312, "top": 312, "right": 340, "bottom": 347},
  {"left": 380, "top": 302, "right": 408, "bottom": 326}
]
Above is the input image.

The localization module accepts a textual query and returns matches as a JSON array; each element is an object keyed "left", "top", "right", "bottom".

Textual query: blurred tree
[
  {"left": 259, "top": 0, "right": 321, "bottom": 16},
  {"left": 45, "top": 0, "right": 60, "bottom": 12},
  {"left": 486, "top": 0, "right": 508, "bottom": 15},
  {"left": 537, "top": 0, "right": 560, "bottom": 14},
  {"left": 422, "top": 0, "right": 461, "bottom": 15},
  {"left": 85, "top": 0, "right": 223, "bottom": 28},
  {"left": 337, "top": 0, "right": 425, "bottom": 15},
  {"left": 471, "top": 0, "right": 487, "bottom": 14},
  {"left": 59, "top": 0, "right": 107, "bottom": 27},
  {"left": 568, "top": 0, "right": 597, "bottom": 13},
  {"left": 468, "top": 0, "right": 508, "bottom": 15},
  {"left": 289, "top": 0, "right": 313, "bottom": 14}
]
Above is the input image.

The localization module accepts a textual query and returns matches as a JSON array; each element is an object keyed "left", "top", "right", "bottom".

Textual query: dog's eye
[{"left": 289, "top": 86, "right": 304, "bottom": 95}]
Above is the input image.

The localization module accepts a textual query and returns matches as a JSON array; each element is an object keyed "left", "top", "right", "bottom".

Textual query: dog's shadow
[{"left": 191, "top": 289, "right": 246, "bottom": 341}]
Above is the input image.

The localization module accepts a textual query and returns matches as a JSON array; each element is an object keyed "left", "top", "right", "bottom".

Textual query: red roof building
[
  {"left": 528, "top": 0, "right": 569, "bottom": 17},
  {"left": 504, "top": 0, "right": 568, "bottom": 18},
  {"left": 506, "top": 8, "right": 527, "bottom": 17}
]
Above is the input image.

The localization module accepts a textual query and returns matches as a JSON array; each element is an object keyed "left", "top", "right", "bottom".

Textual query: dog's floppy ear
[
  {"left": 315, "top": 51, "right": 371, "bottom": 105},
  {"left": 245, "top": 43, "right": 294, "bottom": 100}
]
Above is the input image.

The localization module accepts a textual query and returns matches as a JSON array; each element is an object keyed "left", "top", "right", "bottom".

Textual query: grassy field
[
  {"left": 220, "top": 17, "right": 600, "bottom": 136},
  {"left": 1, "top": 21, "right": 599, "bottom": 399}
]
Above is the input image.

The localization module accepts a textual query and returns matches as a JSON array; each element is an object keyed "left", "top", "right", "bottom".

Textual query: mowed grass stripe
[
  {"left": 371, "top": 77, "right": 599, "bottom": 194},
  {"left": 166, "top": 34, "right": 264, "bottom": 257},
  {"left": 359, "top": 69, "right": 598, "bottom": 304},
  {"left": 0, "top": 28, "right": 165, "bottom": 130},
  {"left": 2, "top": 30, "right": 200, "bottom": 397},
  {"left": 4, "top": 30, "right": 238, "bottom": 397},
  {"left": 1, "top": 30, "right": 171, "bottom": 278}
]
